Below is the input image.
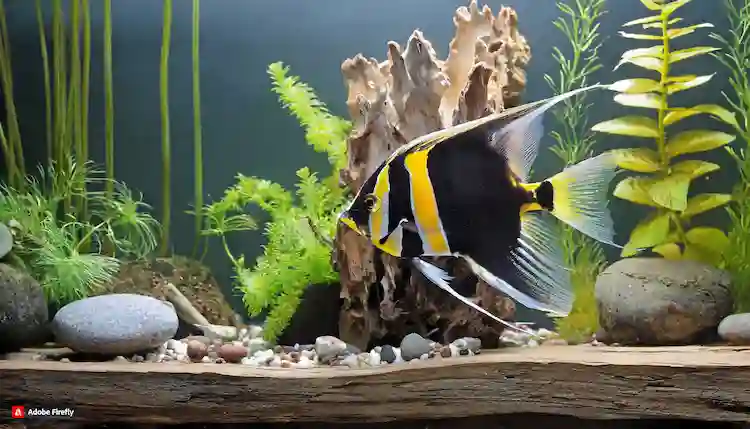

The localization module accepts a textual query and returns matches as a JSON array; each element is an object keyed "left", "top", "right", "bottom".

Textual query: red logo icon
[{"left": 11, "top": 406, "right": 25, "bottom": 419}]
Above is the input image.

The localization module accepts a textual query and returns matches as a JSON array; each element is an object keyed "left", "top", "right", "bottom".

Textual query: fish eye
[{"left": 363, "top": 194, "right": 380, "bottom": 212}]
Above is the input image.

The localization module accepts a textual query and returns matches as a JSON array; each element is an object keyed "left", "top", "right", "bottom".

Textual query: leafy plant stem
[{"left": 103, "top": 0, "right": 114, "bottom": 197}]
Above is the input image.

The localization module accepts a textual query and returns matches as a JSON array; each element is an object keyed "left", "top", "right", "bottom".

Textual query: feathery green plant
[
  {"left": 0, "top": 159, "right": 159, "bottom": 306},
  {"left": 159, "top": 0, "right": 173, "bottom": 256},
  {"left": 710, "top": 0, "right": 750, "bottom": 311},
  {"left": 201, "top": 62, "right": 350, "bottom": 343},
  {"left": 544, "top": 0, "right": 608, "bottom": 344},
  {"left": 591, "top": 0, "right": 737, "bottom": 266}
]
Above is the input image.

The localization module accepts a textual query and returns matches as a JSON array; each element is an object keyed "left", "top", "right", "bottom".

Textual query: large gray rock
[
  {"left": 0, "top": 263, "right": 49, "bottom": 353},
  {"left": 52, "top": 293, "right": 178, "bottom": 355},
  {"left": 595, "top": 257, "right": 733, "bottom": 345}
]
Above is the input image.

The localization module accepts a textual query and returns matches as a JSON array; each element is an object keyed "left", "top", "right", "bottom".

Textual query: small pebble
[
  {"left": 60, "top": 357, "right": 71, "bottom": 363},
  {"left": 217, "top": 344, "right": 248, "bottom": 363},
  {"left": 187, "top": 340, "right": 208, "bottom": 361},
  {"left": 214, "top": 357, "right": 226, "bottom": 364},
  {"left": 400, "top": 333, "right": 432, "bottom": 361},
  {"left": 380, "top": 345, "right": 397, "bottom": 364}
]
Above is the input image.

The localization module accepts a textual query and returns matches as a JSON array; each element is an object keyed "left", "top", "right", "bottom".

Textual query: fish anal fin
[{"left": 410, "top": 258, "right": 539, "bottom": 338}]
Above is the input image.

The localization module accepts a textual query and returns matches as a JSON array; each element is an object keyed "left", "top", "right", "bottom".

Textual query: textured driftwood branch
[
  {"left": 1, "top": 346, "right": 749, "bottom": 424},
  {"left": 334, "top": 0, "right": 531, "bottom": 350}
]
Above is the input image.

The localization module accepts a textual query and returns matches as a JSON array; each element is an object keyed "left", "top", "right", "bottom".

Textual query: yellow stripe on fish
[
  {"left": 403, "top": 148, "right": 451, "bottom": 256},
  {"left": 369, "top": 164, "right": 391, "bottom": 247}
]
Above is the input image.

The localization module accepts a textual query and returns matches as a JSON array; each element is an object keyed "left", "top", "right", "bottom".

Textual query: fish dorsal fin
[
  {"left": 507, "top": 211, "right": 573, "bottom": 316},
  {"left": 410, "top": 258, "right": 540, "bottom": 338},
  {"left": 489, "top": 84, "right": 604, "bottom": 182}
]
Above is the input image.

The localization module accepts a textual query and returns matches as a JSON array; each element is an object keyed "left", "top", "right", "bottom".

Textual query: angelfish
[{"left": 338, "top": 84, "right": 621, "bottom": 335}]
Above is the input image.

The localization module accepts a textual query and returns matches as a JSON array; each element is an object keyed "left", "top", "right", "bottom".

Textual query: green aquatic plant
[
  {"left": 544, "top": 0, "right": 608, "bottom": 343},
  {"left": 191, "top": 0, "right": 205, "bottom": 257},
  {"left": 201, "top": 62, "right": 350, "bottom": 343},
  {"left": 0, "top": 0, "right": 26, "bottom": 189},
  {"left": 159, "top": 0, "right": 173, "bottom": 256},
  {"left": 0, "top": 159, "right": 160, "bottom": 306},
  {"left": 104, "top": 0, "right": 115, "bottom": 197},
  {"left": 591, "top": 0, "right": 737, "bottom": 266},
  {"left": 710, "top": 0, "right": 750, "bottom": 311}
]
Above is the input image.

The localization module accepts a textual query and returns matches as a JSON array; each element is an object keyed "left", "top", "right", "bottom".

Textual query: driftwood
[
  {"left": 334, "top": 0, "right": 532, "bottom": 350},
  {"left": 163, "top": 282, "right": 211, "bottom": 327},
  {"left": 1, "top": 346, "right": 749, "bottom": 424}
]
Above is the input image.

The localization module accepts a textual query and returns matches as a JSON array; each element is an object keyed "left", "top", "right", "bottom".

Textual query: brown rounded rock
[
  {"left": 217, "top": 344, "right": 248, "bottom": 363},
  {"left": 439, "top": 346, "right": 452, "bottom": 358},
  {"left": 186, "top": 340, "right": 208, "bottom": 360}
]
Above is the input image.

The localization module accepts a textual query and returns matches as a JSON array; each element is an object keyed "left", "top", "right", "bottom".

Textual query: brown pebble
[
  {"left": 187, "top": 340, "right": 208, "bottom": 361},
  {"left": 440, "top": 346, "right": 452, "bottom": 358},
  {"left": 289, "top": 351, "right": 300, "bottom": 362},
  {"left": 215, "top": 357, "right": 226, "bottom": 364},
  {"left": 217, "top": 344, "right": 248, "bottom": 363},
  {"left": 281, "top": 360, "right": 292, "bottom": 368}
]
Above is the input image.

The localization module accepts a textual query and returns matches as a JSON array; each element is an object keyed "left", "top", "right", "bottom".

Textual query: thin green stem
[
  {"left": 0, "top": 0, "right": 24, "bottom": 188},
  {"left": 35, "top": 0, "right": 53, "bottom": 168},
  {"left": 80, "top": 0, "right": 91, "bottom": 224},
  {"left": 69, "top": 0, "right": 82, "bottom": 219},
  {"left": 191, "top": 0, "right": 204, "bottom": 258},
  {"left": 103, "top": 0, "right": 114, "bottom": 197},
  {"left": 159, "top": 0, "right": 173, "bottom": 256}
]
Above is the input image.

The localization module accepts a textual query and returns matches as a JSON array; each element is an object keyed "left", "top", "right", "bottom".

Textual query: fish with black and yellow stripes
[{"left": 338, "top": 84, "right": 621, "bottom": 335}]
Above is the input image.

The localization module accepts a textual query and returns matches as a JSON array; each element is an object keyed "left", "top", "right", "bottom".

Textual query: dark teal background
[{"left": 3, "top": 0, "right": 738, "bottom": 320}]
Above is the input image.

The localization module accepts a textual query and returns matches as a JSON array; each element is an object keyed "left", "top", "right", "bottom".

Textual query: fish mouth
[{"left": 339, "top": 212, "right": 367, "bottom": 237}]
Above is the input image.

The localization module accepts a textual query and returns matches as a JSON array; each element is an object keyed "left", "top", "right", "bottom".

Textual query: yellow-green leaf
[
  {"left": 682, "top": 242, "right": 722, "bottom": 266},
  {"left": 653, "top": 242, "right": 683, "bottom": 260},
  {"left": 685, "top": 226, "right": 729, "bottom": 256},
  {"left": 666, "top": 74, "right": 714, "bottom": 94},
  {"left": 621, "top": 212, "right": 671, "bottom": 257},
  {"left": 666, "top": 74, "right": 697, "bottom": 83},
  {"left": 591, "top": 116, "right": 659, "bottom": 138},
  {"left": 664, "top": 104, "right": 737, "bottom": 126},
  {"left": 670, "top": 160, "right": 720, "bottom": 180},
  {"left": 666, "top": 130, "right": 736, "bottom": 158},
  {"left": 616, "top": 55, "right": 664, "bottom": 72},
  {"left": 614, "top": 93, "right": 662, "bottom": 109},
  {"left": 619, "top": 31, "right": 662, "bottom": 41},
  {"left": 669, "top": 46, "right": 720, "bottom": 63},
  {"left": 613, "top": 176, "right": 657, "bottom": 206},
  {"left": 667, "top": 23, "right": 714, "bottom": 39},
  {"left": 648, "top": 173, "right": 691, "bottom": 211},
  {"left": 681, "top": 193, "right": 732, "bottom": 218},
  {"left": 663, "top": 0, "right": 691, "bottom": 15},
  {"left": 609, "top": 78, "right": 661, "bottom": 94},
  {"left": 639, "top": 0, "right": 664, "bottom": 10},
  {"left": 623, "top": 15, "right": 662, "bottom": 27},
  {"left": 622, "top": 46, "right": 664, "bottom": 60},
  {"left": 610, "top": 148, "right": 661, "bottom": 173},
  {"left": 643, "top": 18, "right": 684, "bottom": 29}
]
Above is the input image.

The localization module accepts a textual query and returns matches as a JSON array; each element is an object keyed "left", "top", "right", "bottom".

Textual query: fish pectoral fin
[
  {"left": 377, "top": 219, "right": 415, "bottom": 246},
  {"left": 489, "top": 84, "right": 604, "bottom": 182},
  {"left": 410, "top": 258, "right": 539, "bottom": 338}
]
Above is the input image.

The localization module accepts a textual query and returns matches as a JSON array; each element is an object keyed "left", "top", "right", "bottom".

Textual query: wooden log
[{"left": 0, "top": 346, "right": 749, "bottom": 424}]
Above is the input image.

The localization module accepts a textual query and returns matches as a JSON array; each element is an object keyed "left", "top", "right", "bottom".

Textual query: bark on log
[
  {"left": 333, "top": 0, "right": 532, "bottom": 350},
  {"left": 1, "top": 346, "right": 749, "bottom": 424}
]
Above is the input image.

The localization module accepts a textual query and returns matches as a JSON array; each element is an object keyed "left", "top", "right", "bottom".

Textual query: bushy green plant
[
  {"left": 710, "top": 0, "right": 750, "bottom": 311},
  {"left": 201, "top": 62, "right": 350, "bottom": 342},
  {"left": 0, "top": 158, "right": 160, "bottom": 306},
  {"left": 544, "top": 0, "right": 608, "bottom": 343},
  {"left": 591, "top": 0, "right": 737, "bottom": 266}
]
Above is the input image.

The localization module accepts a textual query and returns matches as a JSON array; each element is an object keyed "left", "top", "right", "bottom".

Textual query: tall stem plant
[
  {"left": 544, "top": 0, "right": 608, "bottom": 343},
  {"left": 0, "top": 0, "right": 26, "bottom": 189},
  {"left": 710, "top": 0, "right": 750, "bottom": 310},
  {"left": 159, "top": 0, "right": 173, "bottom": 256},
  {"left": 191, "top": 0, "right": 204, "bottom": 258}
]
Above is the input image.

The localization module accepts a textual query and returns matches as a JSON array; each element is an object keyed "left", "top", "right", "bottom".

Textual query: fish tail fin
[{"left": 542, "top": 151, "right": 622, "bottom": 248}]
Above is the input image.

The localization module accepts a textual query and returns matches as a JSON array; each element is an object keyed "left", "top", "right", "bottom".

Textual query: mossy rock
[{"left": 99, "top": 255, "right": 239, "bottom": 326}]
